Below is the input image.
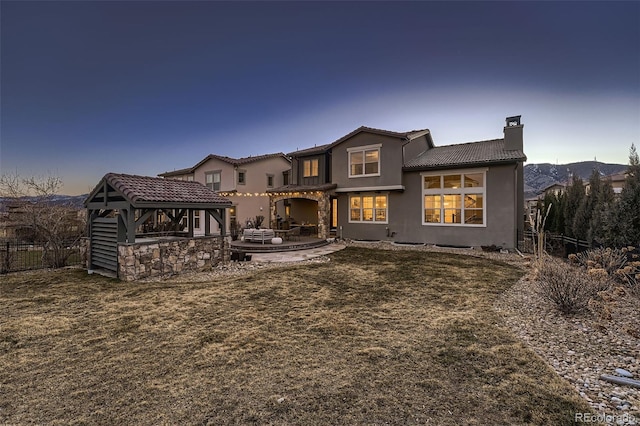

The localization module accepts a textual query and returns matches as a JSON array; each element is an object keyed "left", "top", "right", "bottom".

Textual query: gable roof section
[
  {"left": 159, "top": 152, "right": 290, "bottom": 177},
  {"left": 288, "top": 126, "right": 433, "bottom": 156},
  {"left": 86, "top": 173, "right": 231, "bottom": 207},
  {"left": 404, "top": 139, "right": 526, "bottom": 171}
]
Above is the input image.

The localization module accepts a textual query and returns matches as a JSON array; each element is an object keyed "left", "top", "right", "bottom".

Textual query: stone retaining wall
[{"left": 117, "top": 236, "right": 229, "bottom": 281}]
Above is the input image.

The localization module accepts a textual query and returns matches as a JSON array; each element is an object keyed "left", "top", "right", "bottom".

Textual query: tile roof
[
  {"left": 288, "top": 126, "right": 432, "bottom": 156},
  {"left": 159, "top": 152, "right": 290, "bottom": 177},
  {"left": 267, "top": 183, "right": 338, "bottom": 193},
  {"left": 403, "top": 139, "right": 526, "bottom": 170},
  {"left": 103, "top": 173, "right": 232, "bottom": 205}
]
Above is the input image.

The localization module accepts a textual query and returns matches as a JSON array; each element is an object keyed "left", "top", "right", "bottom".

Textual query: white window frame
[
  {"left": 348, "top": 144, "right": 381, "bottom": 178},
  {"left": 421, "top": 169, "right": 487, "bottom": 227},
  {"left": 349, "top": 193, "right": 388, "bottom": 224}
]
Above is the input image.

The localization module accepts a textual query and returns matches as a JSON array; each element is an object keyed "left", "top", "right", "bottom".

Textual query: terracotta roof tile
[
  {"left": 159, "top": 152, "right": 290, "bottom": 177},
  {"left": 267, "top": 183, "right": 337, "bottom": 193},
  {"left": 404, "top": 139, "right": 526, "bottom": 170},
  {"left": 104, "top": 173, "right": 232, "bottom": 205},
  {"left": 288, "top": 126, "right": 431, "bottom": 156}
]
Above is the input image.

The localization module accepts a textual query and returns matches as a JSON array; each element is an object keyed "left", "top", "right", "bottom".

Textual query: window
[
  {"left": 349, "top": 194, "right": 387, "bottom": 223},
  {"left": 194, "top": 210, "right": 201, "bottom": 229},
  {"left": 348, "top": 145, "right": 380, "bottom": 177},
  {"left": 205, "top": 171, "right": 221, "bottom": 191},
  {"left": 267, "top": 174, "right": 274, "bottom": 187},
  {"left": 422, "top": 170, "right": 486, "bottom": 226},
  {"left": 303, "top": 159, "right": 319, "bottom": 177},
  {"left": 283, "top": 170, "right": 290, "bottom": 185},
  {"left": 237, "top": 170, "right": 246, "bottom": 185}
]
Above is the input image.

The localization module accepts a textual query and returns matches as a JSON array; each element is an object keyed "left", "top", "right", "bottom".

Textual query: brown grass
[{"left": 1, "top": 247, "right": 591, "bottom": 425}]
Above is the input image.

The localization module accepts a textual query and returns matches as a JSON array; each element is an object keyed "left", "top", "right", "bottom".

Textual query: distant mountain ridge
[
  {"left": 524, "top": 161, "right": 627, "bottom": 198},
  {"left": 0, "top": 194, "right": 87, "bottom": 212},
  {"left": 0, "top": 163, "right": 629, "bottom": 210}
]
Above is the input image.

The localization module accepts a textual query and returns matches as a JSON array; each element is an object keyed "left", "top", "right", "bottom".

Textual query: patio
[{"left": 230, "top": 235, "right": 329, "bottom": 254}]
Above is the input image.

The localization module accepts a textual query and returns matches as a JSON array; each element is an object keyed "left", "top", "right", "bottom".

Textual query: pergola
[{"left": 85, "top": 173, "right": 231, "bottom": 273}]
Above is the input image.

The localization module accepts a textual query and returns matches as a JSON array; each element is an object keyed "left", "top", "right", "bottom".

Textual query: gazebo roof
[{"left": 85, "top": 173, "right": 232, "bottom": 209}]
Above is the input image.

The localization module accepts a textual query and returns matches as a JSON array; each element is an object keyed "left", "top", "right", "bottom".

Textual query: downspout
[{"left": 514, "top": 164, "right": 519, "bottom": 250}]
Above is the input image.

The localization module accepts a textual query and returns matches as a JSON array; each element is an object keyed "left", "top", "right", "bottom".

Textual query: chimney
[{"left": 504, "top": 115, "right": 523, "bottom": 151}]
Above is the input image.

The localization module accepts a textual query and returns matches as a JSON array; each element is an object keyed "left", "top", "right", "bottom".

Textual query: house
[
  {"left": 268, "top": 116, "right": 526, "bottom": 249},
  {"left": 542, "top": 182, "right": 567, "bottom": 196},
  {"left": 159, "top": 153, "right": 291, "bottom": 234},
  {"left": 603, "top": 172, "right": 627, "bottom": 195}
]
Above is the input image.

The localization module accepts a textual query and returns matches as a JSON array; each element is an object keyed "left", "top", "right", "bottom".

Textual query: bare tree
[{"left": 0, "top": 171, "right": 86, "bottom": 268}]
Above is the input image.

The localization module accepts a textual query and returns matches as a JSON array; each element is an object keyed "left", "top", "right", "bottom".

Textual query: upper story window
[
  {"left": 303, "top": 159, "right": 319, "bottom": 177},
  {"left": 348, "top": 144, "right": 381, "bottom": 178},
  {"left": 422, "top": 170, "right": 486, "bottom": 226},
  {"left": 205, "top": 171, "right": 221, "bottom": 191},
  {"left": 267, "top": 174, "right": 274, "bottom": 187},
  {"left": 237, "top": 170, "right": 246, "bottom": 185},
  {"left": 283, "top": 170, "right": 290, "bottom": 186}
]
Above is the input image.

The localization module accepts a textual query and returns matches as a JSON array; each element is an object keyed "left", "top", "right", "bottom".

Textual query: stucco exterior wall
[
  {"left": 188, "top": 156, "right": 290, "bottom": 232},
  {"left": 336, "top": 164, "right": 520, "bottom": 249},
  {"left": 331, "top": 133, "right": 404, "bottom": 189}
]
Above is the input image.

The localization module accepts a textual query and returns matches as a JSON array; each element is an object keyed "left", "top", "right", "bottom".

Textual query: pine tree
[
  {"left": 589, "top": 176, "right": 615, "bottom": 244},
  {"left": 573, "top": 170, "right": 601, "bottom": 241},
  {"left": 564, "top": 174, "right": 585, "bottom": 238},
  {"left": 602, "top": 144, "right": 640, "bottom": 246},
  {"left": 619, "top": 144, "right": 640, "bottom": 245}
]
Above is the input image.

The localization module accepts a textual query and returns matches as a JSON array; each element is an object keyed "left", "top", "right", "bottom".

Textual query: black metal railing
[
  {"left": 0, "top": 239, "right": 83, "bottom": 274},
  {"left": 519, "top": 229, "right": 592, "bottom": 257}
]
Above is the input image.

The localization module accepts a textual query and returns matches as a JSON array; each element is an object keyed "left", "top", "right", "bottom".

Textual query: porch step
[{"left": 230, "top": 239, "right": 330, "bottom": 253}]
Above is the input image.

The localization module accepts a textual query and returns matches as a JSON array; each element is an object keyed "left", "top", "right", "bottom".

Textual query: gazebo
[{"left": 84, "top": 173, "right": 231, "bottom": 280}]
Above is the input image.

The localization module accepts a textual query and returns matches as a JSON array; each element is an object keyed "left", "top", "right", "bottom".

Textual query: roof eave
[{"left": 403, "top": 157, "right": 526, "bottom": 172}]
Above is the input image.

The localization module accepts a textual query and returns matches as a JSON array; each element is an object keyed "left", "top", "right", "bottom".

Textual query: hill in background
[
  {"left": 0, "top": 161, "right": 630, "bottom": 208},
  {"left": 524, "top": 161, "right": 627, "bottom": 198}
]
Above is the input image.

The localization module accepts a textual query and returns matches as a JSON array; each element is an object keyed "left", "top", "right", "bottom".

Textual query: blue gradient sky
[{"left": 1, "top": 1, "right": 639, "bottom": 195}]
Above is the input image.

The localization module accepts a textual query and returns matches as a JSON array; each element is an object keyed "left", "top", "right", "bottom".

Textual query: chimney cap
[{"left": 506, "top": 115, "right": 522, "bottom": 127}]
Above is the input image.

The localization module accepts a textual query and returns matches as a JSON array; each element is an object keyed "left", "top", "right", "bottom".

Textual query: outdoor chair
[{"left": 287, "top": 226, "right": 301, "bottom": 241}]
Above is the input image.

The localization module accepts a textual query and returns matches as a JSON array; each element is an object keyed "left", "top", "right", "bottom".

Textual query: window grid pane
[
  {"left": 423, "top": 173, "right": 484, "bottom": 225},
  {"left": 424, "top": 176, "right": 441, "bottom": 189},
  {"left": 443, "top": 175, "right": 461, "bottom": 188},
  {"left": 350, "top": 195, "right": 387, "bottom": 223}
]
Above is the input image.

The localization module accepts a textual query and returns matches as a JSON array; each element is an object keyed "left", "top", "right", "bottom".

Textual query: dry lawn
[{"left": 1, "top": 247, "right": 591, "bottom": 425}]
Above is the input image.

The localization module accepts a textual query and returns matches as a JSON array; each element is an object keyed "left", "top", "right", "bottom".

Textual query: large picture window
[
  {"left": 349, "top": 194, "right": 388, "bottom": 223},
  {"left": 422, "top": 170, "right": 486, "bottom": 226},
  {"left": 348, "top": 145, "right": 380, "bottom": 177}
]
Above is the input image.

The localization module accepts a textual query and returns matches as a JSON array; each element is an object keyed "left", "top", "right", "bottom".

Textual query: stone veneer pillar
[{"left": 269, "top": 191, "right": 332, "bottom": 239}]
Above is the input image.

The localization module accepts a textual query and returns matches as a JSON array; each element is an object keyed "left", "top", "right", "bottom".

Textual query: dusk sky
[{"left": 1, "top": 1, "right": 639, "bottom": 195}]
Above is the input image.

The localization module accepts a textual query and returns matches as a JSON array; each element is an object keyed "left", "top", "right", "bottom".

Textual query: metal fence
[
  {"left": 520, "top": 230, "right": 592, "bottom": 257},
  {"left": 0, "top": 239, "right": 83, "bottom": 274}
]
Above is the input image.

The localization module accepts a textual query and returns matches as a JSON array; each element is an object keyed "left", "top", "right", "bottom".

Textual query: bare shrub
[
  {"left": 570, "top": 247, "right": 628, "bottom": 275},
  {"left": 535, "top": 258, "right": 611, "bottom": 314},
  {"left": 570, "top": 246, "right": 640, "bottom": 294}
]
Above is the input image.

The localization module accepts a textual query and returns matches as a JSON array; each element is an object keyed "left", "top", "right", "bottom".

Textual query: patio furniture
[
  {"left": 287, "top": 226, "right": 301, "bottom": 241},
  {"left": 243, "top": 229, "right": 276, "bottom": 244}
]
